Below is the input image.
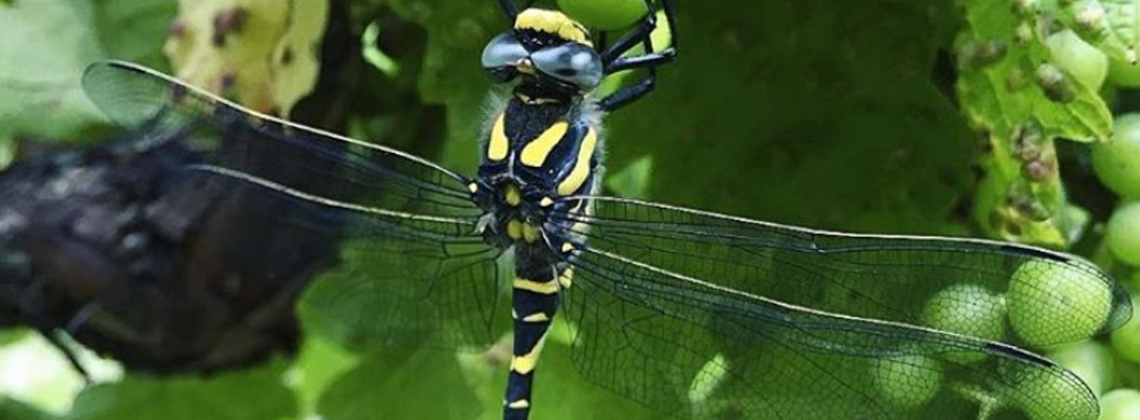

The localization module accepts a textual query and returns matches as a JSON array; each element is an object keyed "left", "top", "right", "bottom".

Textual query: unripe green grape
[
  {"left": 1007, "top": 260, "right": 1112, "bottom": 346},
  {"left": 1110, "top": 57, "right": 1140, "bottom": 87},
  {"left": 1045, "top": 341, "right": 1115, "bottom": 394},
  {"left": 1111, "top": 295, "right": 1140, "bottom": 364},
  {"left": 557, "top": 0, "right": 647, "bottom": 31},
  {"left": 920, "top": 284, "right": 1005, "bottom": 363},
  {"left": 1093, "top": 114, "right": 1140, "bottom": 199},
  {"left": 871, "top": 354, "right": 942, "bottom": 409},
  {"left": 1045, "top": 29, "right": 1108, "bottom": 90},
  {"left": 1106, "top": 203, "right": 1140, "bottom": 266},
  {"left": 1099, "top": 389, "right": 1140, "bottom": 420}
]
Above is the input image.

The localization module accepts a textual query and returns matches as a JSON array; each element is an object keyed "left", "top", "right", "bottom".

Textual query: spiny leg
[
  {"left": 597, "top": 0, "right": 678, "bottom": 112},
  {"left": 599, "top": 0, "right": 677, "bottom": 66},
  {"left": 599, "top": 70, "right": 658, "bottom": 112}
]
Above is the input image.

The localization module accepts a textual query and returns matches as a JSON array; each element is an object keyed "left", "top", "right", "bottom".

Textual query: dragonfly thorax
[
  {"left": 479, "top": 96, "right": 601, "bottom": 194},
  {"left": 475, "top": 93, "right": 600, "bottom": 248}
]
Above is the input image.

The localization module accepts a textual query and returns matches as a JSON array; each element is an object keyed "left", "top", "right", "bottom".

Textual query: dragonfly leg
[
  {"left": 497, "top": 0, "right": 519, "bottom": 22},
  {"left": 504, "top": 263, "right": 564, "bottom": 420},
  {"left": 599, "top": 0, "right": 677, "bottom": 67},
  {"left": 597, "top": 0, "right": 677, "bottom": 112}
]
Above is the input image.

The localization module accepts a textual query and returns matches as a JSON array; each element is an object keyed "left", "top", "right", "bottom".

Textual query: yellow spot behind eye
[
  {"left": 488, "top": 113, "right": 508, "bottom": 161},
  {"left": 515, "top": 9, "right": 592, "bottom": 47},
  {"left": 557, "top": 128, "right": 597, "bottom": 196},
  {"left": 510, "top": 332, "right": 549, "bottom": 375},
  {"left": 514, "top": 277, "right": 560, "bottom": 295},
  {"left": 540, "top": 197, "right": 555, "bottom": 207},
  {"left": 520, "top": 121, "right": 569, "bottom": 168}
]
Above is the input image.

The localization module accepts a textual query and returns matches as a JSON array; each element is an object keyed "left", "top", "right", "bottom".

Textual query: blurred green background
[{"left": 2, "top": 0, "right": 1140, "bottom": 419}]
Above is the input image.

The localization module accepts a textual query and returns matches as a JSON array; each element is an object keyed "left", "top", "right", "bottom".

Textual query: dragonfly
[{"left": 80, "top": 0, "right": 1131, "bottom": 419}]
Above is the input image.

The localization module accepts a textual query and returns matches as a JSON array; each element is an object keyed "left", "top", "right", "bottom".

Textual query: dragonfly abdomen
[{"left": 505, "top": 253, "right": 575, "bottom": 419}]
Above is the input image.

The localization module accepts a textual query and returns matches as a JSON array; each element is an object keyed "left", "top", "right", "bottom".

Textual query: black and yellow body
[
  {"left": 472, "top": 8, "right": 607, "bottom": 419},
  {"left": 470, "top": 2, "right": 677, "bottom": 417}
]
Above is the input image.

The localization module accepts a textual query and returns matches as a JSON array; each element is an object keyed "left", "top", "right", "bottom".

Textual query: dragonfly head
[{"left": 482, "top": 9, "right": 603, "bottom": 101}]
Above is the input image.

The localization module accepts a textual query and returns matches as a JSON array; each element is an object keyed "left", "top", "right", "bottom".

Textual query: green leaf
[
  {"left": 0, "top": 0, "right": 105, "bottom": 141},
  {"left": 377, "top": 0, "right": 504, "bottom": 174},
  {"left": 316, "top": 349, "right": 482, "bottom": 420},
  {"left": 956, "top": 0, "right": 1112, "bottom": 246},
  {"left": 956, "top": 0, "right": 1111, "bottom": 143},
  {"left": 0, "top": 397, "right": 57, "bottom": 420},
  {"left": 68, "top": 361, "right": 296, "bottom": 420},
  {"left": 290, "top": 337, "right": 359, "bottom": 416},
  {"left": 470, "top": 339, "right": 659, "bottom": 420},
  {"left": 90, "top": 0, "right": 176, "bottom": 69},
  {"left": 164, "top": 0, "right": 327, "bottom": 115},
  {"left": 604, "top": 155, "right": 654, "bottom": 199}
]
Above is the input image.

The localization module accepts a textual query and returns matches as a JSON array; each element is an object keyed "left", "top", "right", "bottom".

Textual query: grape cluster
[{"left": 1051, "top": 5, "right": 1140, "bottom": 415}]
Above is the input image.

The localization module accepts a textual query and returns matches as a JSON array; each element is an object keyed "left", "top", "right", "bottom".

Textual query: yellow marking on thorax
[
  {"left": 488, "top": 113, "right": 509, "bottom": 161},
  {"left": 510, "top": 332, "right": 549, "bottom": 375},
  {"left": 507, "top": 219, "right": 540, "bottom": 243},
  {"left": 522, "top": 223, "right": 540, "bottom": 243},
  {"left": 507, "top": 220, "right": 524, "bottom": 240},
  {"left": 504, "top": 183, "right": 522, "bottom": 206},
  {"left": 557, "top": 128, "right": 598, "bottom": 196},
  {"left": 520, "top": 121, "right": 568, "bottom": 167},
  {"left": 515, "top": 9, "right": 592, "bottom": 47},
  {"left": 514, "top": 277, "right": 560, "bottom": 295}
]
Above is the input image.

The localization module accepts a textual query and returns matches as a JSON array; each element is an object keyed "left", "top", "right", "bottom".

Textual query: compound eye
[
  {"left": 482, "top": 33, "right": 529, "bottom": 81},
  {"left": 531, "top": 43, "right": 603, "bottom": 90}
]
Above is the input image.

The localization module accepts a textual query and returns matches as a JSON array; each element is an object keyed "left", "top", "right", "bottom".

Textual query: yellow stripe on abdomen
[
  {"left": 513, "top": 277, "right": 560, "bottom": 295},
  {"left": 510, "top": 332, "right": 549, "bottom": 375}
]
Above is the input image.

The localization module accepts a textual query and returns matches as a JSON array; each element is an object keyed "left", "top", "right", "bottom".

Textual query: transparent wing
[
  {"left": 81, "top": 61, "right": 507, "bottom": 349},
  {"left": 563, "top": 246, "right": 1098, "bottom": 420},
  {"left": 555, "top": 196, "right": 1130, "bottom": 347}
]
